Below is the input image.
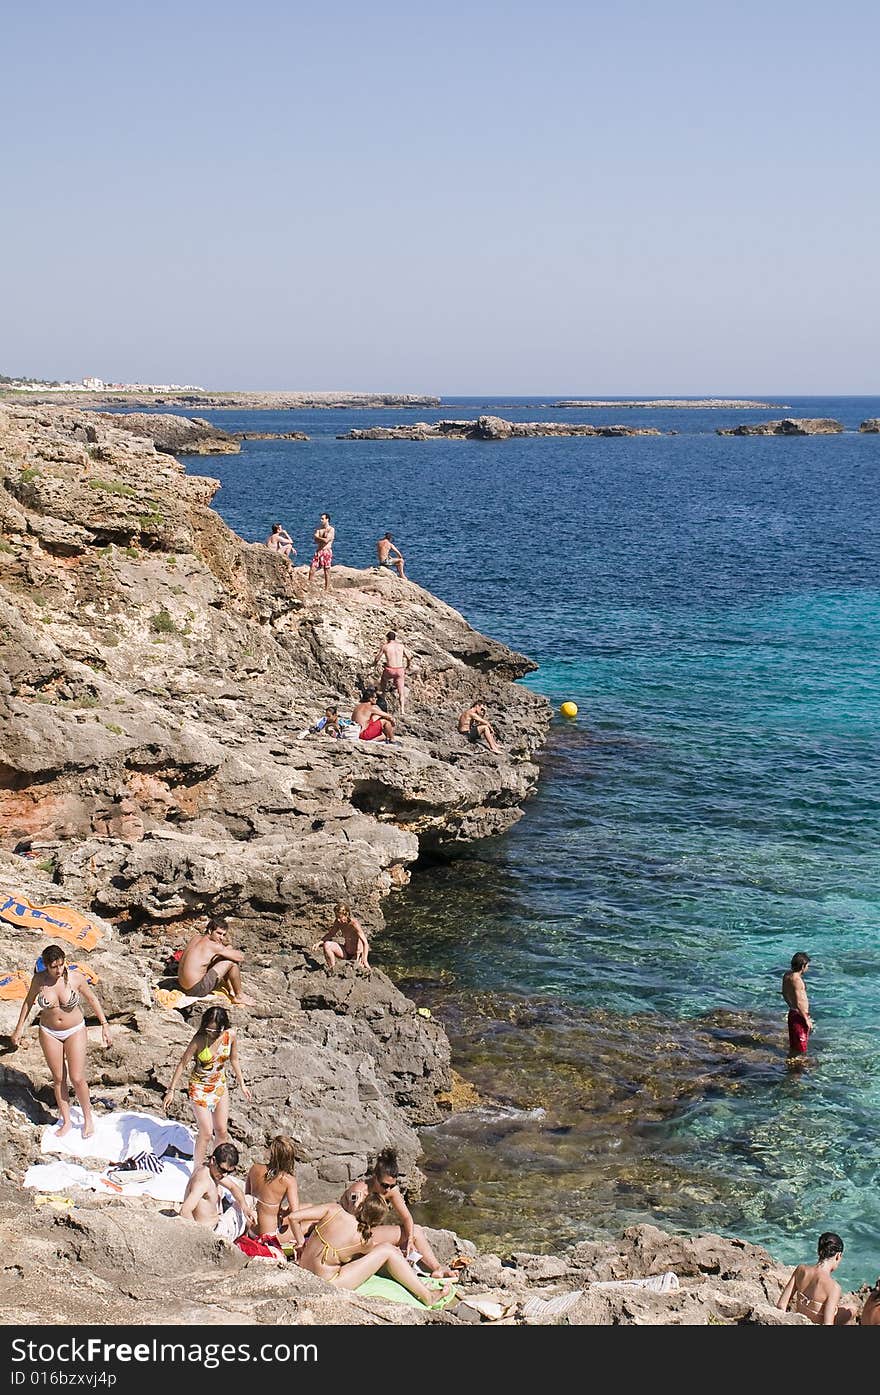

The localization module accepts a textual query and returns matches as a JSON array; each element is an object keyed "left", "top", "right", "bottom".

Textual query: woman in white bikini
[{"left": 10, "top": 943, "right": 111, "bottom": 1139}]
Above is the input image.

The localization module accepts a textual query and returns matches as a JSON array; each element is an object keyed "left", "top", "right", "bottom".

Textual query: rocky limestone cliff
[
  {"left": 100, "top": 412, "right": 241, "bottom": 455},
  {"left": 0, "top": 402, "right": 549, "bottom": 1182},
  {"left": 339, "top": 415, "right": 663, "bottom": 441}
]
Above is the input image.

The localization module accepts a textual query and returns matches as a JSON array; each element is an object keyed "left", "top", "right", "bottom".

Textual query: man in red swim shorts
[
  {"left": 782, "top": 951, "right": 813, "bottom": 1056},
  {"left": 308, "top": 513, "right": 335, "bottom": 593},
  {"left": 351, "top": 688, "right": 395, "bottom": 743}
]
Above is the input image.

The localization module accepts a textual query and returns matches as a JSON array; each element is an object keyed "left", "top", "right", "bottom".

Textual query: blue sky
[{"left": 2, "top": 1, "right": 878, "bottom": 392}]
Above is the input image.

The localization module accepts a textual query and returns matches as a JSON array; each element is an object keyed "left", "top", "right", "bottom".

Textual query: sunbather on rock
[
  {"left": 179, "top": 1142, "right": 256, "bottom": 1240},
  {"left": 176, "top": 919, "right": 256, "bottom": 1008},
  {"left": 362, "top": 1146, "right": 458, "bottom": 1278},
  {"left": 289, "top": 1193, "right": 455, "bottom": 1306},
  {"left": 245, "top": 1136, "right": 304, "bottom": 1248}
]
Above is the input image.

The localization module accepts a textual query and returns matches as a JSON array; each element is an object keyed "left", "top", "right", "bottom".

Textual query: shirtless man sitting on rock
[
  {"left": 352, "top": 687, "right": 396, "bottom": 743},
  {"left": 179, "top": 1142, "right": 256, "bottom": 1240},
  {"left": 177, "top": 920, "right": 256, "bottom": 1007}
]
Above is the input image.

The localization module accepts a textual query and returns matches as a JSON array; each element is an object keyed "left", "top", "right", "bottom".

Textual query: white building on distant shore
[{"left": 7, "top": 377, "right": 204, "bottom": 393}]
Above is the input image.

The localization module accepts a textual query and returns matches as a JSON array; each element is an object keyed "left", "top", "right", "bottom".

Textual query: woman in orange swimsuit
[
  {"left": 776, "top": 1231, "right": 854, "bottom": 1324},
  {"left": 10, "top": 943, "right": 112, "bottom": 1139},
  {"left": 291, "top": 1194, "right": 455, "bottom": 1306},
  {"left": 163, "top": 1006, "right": 251, "bottom": 1169}
]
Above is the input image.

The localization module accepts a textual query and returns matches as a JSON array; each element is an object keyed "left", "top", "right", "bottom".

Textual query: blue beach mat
[{"left": 356, "top": 1274, "right": 459, "bottom": 1309}]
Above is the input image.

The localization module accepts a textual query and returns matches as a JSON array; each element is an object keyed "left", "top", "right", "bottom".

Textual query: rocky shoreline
[
  {"left": 339, "top": 415, "right": 663, "bottom": 441},
  {"left": 0, "top": 391, "right": 441, "bottom": 411},
  {"left": 0, "top": 403, "right": 840, "bottom": 1326},
  {"left": 716, "top": 417, "right": 844, "bottom": 436}
]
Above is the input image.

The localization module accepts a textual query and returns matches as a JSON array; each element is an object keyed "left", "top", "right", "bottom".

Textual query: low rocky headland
[
  {"left": 554, "top": 399, "right": 787, "bottom": 409},
  {"left": 0, "top": 391, "right": 440, "bottom": 411},
  {"left": 339, "top": 415, "right": 663, "bottom": 442},
  {"left": 716, "top": 418, "right": 845, "bottom": 436},
  {"left": 0, "top": 404, "right": 833, "bottom": 1326}
]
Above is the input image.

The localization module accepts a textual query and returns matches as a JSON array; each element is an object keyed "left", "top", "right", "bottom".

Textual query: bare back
[
  {"left": 178, "top": 934, "right": 224, "bottom": 990},
  {"left": 382, "top": 640, "right": 406, "bottom": 669},
  {"left": 790, "top": 1263, "right": 841, "bottom": 1324},
  {"left": 246, "top": 1163, "right": 297, "bottom": 1235},
  {"left": 298, "top": 1204, "right": 362, "bottom": 1277}
]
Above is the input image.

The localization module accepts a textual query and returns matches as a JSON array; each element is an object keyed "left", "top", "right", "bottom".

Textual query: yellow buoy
[{"left": 560, "top": 701, "right": 578, "bottom": 718}]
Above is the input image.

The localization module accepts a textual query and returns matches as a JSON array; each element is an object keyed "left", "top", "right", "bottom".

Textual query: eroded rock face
[
  {"left": 339, "top": 416, "right": 663, "bottom": 441},
  {"left": 0, "top": 403, "right": 549, "bottom": 1190},
  {"left": 99, "top": 412, "right": 241, "bottom": 455},
  {"left": 859, "top": 419, "right": 880, "bottom": 433},
  {"left": 716, "top": 418, "right": 845, "bottom": 436}
]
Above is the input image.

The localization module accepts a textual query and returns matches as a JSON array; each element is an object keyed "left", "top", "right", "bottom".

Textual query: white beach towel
[
  {"left": 520, "top": 1290, "right": 585, "bottom": 1320},
  {"left": 591, "top": 1271, "right": 680, "bottom": 1294},
  {"left": 23, "top": 1156, "right": 192, "bottom": 1203},
  {"left": 39, "top": 1108, "right": 194, "bottom": 1163}
]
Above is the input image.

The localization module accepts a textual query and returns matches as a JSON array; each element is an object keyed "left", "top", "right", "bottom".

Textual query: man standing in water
[
  {"left": 782, "top": 951, "right": 813, "bottom": 1057},
  {"left": 308, "top": 513, "right": 335, "bottom": 592}
]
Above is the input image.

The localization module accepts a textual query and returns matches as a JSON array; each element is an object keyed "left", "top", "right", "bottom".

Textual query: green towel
[{"left": 356, "top": 1274, "right": 458, "bottom": 1310}]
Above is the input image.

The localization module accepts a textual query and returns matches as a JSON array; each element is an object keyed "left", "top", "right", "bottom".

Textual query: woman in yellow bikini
[
  {"left": 290, "top": 1194, "right": 455, "bottom": 1306},
  {"left": 163, "top": 1006, "right": 250, "bottom": 1169},
  {"left": 10, "top": 943, "right": 111, "bottom": 1139}
]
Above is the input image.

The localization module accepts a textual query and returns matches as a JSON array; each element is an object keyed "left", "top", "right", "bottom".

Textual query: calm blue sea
[{"left": 169, "top": 394, "right": 880, "bottom": 1284}]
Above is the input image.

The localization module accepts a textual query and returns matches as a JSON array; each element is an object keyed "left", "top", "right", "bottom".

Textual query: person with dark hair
[
  {"left": 458, "top": 702, "right": 502, "bottom": 754},
  {"left": 265, "top": 522, "right": 296, "bottom": 563},
  {"left": 290, "top": 1192, "right": 454, "bottom": 1305},
  {"left": 376, "top": 532, "right": 406, "bottom": 578},
  {"left": 375, "top": 631, "right": 413, "bottom": 714},
  {"left": 179, "top": 1142, "right": 256, "bottom": 1238},
  {"left": 308, "top": 513, "right": 335, "bottom": 592},
  {"left": 176, "top": 919, "right": 255, "bottom": 1007},
  {"left": 351, "top": 686, "right": 396, "bottom": 743},
  {"left": 163, "top": 1005, "right": 251, "bottom": 1169},
  {"left": 777, "top": 1232, "right": 853, "bottom": 1324},
  {"left": 9, "top": 944, "right": 111, "bottom": 1139},
  {"left": 245, "top": 1136, "right": 304, "bottom": 1246},
  {"left": 362, "top": 1147, "right": 457, "bottom": 1277},
  {"left": 782, "top": 952, "right": 813, "bottom": 1057}
]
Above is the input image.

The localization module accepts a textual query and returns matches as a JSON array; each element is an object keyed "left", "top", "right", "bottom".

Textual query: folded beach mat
[
  {"left": 355, "top": 1275, "right": 458, "bottom": 1310},
  {"left": 153, "top": 982, "right": 231, "bottom": 1012},
  {"left": 0, "top": 894, "right": 104, "bottom": 951},
  {"left": 40, "top": 1107, "right": 194, "bottom": 1164}
]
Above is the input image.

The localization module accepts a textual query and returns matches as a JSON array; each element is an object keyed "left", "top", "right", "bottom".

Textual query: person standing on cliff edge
[
  {"left": 782, "top": 951, "right": 813, "bottom": 1058},
  {"left": 308, "top": 513, "right": 335, "bottom": 592}
]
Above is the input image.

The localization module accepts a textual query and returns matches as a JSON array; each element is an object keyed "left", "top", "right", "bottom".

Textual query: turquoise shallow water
[{"left": 178, "top": 394, "right": 880, "bottom": 1285}]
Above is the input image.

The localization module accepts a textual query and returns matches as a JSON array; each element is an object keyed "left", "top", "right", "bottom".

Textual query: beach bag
[
  {"left": 110, "top": 1149, "right": 164, "bottom": 1175},
  {"left": 235, "top": 1234, "right": 284, "bottom": 1259}
]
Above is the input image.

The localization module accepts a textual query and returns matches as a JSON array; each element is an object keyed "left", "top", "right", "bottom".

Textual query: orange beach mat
[
  {"left": 0, "top": 895, "right": 104, "bottom": 951},
  {"left": 0, "top": 970, "right": 30, "bottom": 1000}
]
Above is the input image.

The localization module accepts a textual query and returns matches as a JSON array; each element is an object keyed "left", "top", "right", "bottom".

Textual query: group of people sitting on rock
[
  {"left": 181, "top": 1140, "right": 458, "bottom": 1308},
  {"left": 299, "top": 625, "right": 503, "bottom": 755}
]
